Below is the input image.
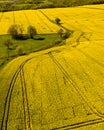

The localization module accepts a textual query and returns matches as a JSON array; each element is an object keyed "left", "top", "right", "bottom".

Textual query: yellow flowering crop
[
  {"left": 0, "top": 10, "right": 60, "bottom": 34},
  {"left": 0, "top": 4, "right": 104, "bottom": 130}
]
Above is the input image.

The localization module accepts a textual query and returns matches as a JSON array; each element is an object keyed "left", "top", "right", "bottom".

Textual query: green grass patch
[{"left": 0, "top": 33, "right": 61, "bottom": 70}]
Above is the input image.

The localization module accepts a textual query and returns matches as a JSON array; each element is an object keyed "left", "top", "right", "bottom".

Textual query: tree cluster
[{"left": 8, "top": 24, "right": 37, "bottom": 40}]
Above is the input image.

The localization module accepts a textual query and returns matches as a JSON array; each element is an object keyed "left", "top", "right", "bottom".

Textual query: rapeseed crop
[
  {"left": 0, "top": 4, "right": 104, "bottom": 130},
  {"left": 0, "top": 10, "right": 60, "bottom": 35}
]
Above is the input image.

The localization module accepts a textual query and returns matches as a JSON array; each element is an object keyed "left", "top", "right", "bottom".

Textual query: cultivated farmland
[
  {"left": 41, "top": 5, "right": 104, "bottom": 42},
  {"left": 0, "top": 10, "right": 60, "bottom": 34},
  {"left": 0, "top": 4, "right": 104, "bottom": 130}
]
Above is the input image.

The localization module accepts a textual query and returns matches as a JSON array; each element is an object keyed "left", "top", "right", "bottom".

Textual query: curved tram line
[
  {"left": 20, "top": 64, "right": 32, "bottom": 130},
  {"left": 1, "top": 51, "right": 104, "bottom": 130},
  {"left": 0, "top": 57, "right": 34, "bottom": 130},
  {"left": 48, "top": 52, "right": 104, "bottom": 129}
]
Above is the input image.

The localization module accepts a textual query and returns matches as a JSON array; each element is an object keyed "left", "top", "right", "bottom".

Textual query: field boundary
[
  {"left": 48, "top": 52, "right": 104, "bottom": 118},
  {"left": 0, "top": 56, "right": 39, "bottom": 130},
  {"left": 38, "top": 10, "right": 70, "bottom": 31}
]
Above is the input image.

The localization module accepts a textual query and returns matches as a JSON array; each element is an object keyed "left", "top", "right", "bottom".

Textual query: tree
[
  {"left": 16, "top": 46, "right": 24, "bottom": 55},
  {"left": 57, "top": 28, "right": 64, "bottom": 39},
  {"left": 8, "top": 24, "right": 24, "bottom": 39},
  {"left": 55, "top": 18, "right": 61, "bottom": 24},
  {"left": 33, "top": 0, "right": 43, "bottom": 4},
  {"left": 27, "top": 25, "right": 37, "bottom": 39},
  {"left": 4, "top": 39, "right": 13, "bottom": 58},
  {"left": 8, "top": 24, "right": 18, "bottom": 39},
  {"left": 62, "top": 30, "right": 72, "bottom": 40},
  {"left": 4, "top": 39, "right": 13, "bottom": 50}
]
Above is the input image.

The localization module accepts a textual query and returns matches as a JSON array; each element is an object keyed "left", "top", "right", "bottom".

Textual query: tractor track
[
  {"left": 38, "top": 10, "right": 70, "bottom": 31},
  {"left": 13, "top": 11, "right": 15, "bottom": 24},
  {"left": 61, "top": 57, "right": 95, "bottom": 93},
  {"left": 20, "top": 64, "right": 32, "bottom": 130},
  {"left": 0, "top": 56, "right": 38, "bottom": 130},
  {"left": 51, "top": 118, "right": 104, "bottom": 130},
  {"left": 36, "top": 12, "right": 53, "bottom": 32},
  {"left": 23, "top": 11, "right": 31, "bottom": 25},
  {"left": 77, "top": 49, "right": 104, "bottom": 69},
  {"left": 1, "top": 49, "right": 104, "bottom": 129},
  {"left": 1, "top": 63, "right": 24, "bottom": 130},
  {"left": 48, "top": 52, "right": 104, "bottom": 129},
  {"left": 61, "top": 56, "right": 104, "bottom": 113}
]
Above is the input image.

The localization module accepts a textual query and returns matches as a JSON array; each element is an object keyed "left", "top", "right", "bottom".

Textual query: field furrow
[
  {"left": 14, "top": 10, "right": 29, "bottom": 34},
  {"left": 23, "top": 10, "right": 60, "bottom": 34},
  {"left": 0, "top": 4, "right": 104, "bottom": 130}
]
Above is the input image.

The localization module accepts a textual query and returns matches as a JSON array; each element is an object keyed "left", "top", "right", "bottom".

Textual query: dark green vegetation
[
  {"left": 49, "top": 0, "right": 104, "bottom": 7},
  {"left": 0, "top": 0, "right": 104, "bottom": 12},
  {"left": 0, "top": 33, "right": 61, "bottom": 70},
  {"left": 8, "top": 24, "right": 37, "bottom": 40}
]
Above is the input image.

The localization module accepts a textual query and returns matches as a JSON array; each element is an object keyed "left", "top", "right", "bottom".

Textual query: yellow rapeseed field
[
  {"left": 0, "top": 12, "right": 14, "bottom": 34},
  {"left": 0, "top": 10, "right": 60, "bottom": 34},
  {"left": 0, "top": 4, "right": 104, "bottom": 130},
  {"left": 42, "top": 5, "right": 104, "bottom": 42}
]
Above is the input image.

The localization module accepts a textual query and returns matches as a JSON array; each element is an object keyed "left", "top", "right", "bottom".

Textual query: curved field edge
[
  {"left": 0, "top": 4, "right": 104, "bottom": 130},
  {"left": 1, "top": 39, "right": 104, "bottom": 129}
]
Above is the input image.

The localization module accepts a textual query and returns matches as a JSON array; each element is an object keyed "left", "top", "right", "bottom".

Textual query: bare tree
[{"left": 4, "top": 39, "right": 13, "bottom": 58}]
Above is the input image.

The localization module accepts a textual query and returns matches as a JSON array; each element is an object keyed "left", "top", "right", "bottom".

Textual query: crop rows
[
  {"left": 0, "top": 58, "right": 33, "bottom": 130},
  {"left": 23, "top": 54, "right": 89, "bottom": 129},
  {"left": 7, "top": 52, "right": 104, "bottom": 129},
  {"left": 0, "top": 52, "right": 100, "bottom": 130},
  {"left": 47, "top": 52, "right": 104, "bottom": 129},
  {"left": 41, "top": 5, "right": 104, "bottom": 43},
  {"left": 0, "top": 4, "right": 104, "bottom": 130},
  {"left": 0, "top": 12, "right": 14, "bottom": 35},
  {"left": 0, "top": 10, "right": 60, "bottom": 35},
  {"left": 1, "top": 44, "right": 104, "bottom": 129}
]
